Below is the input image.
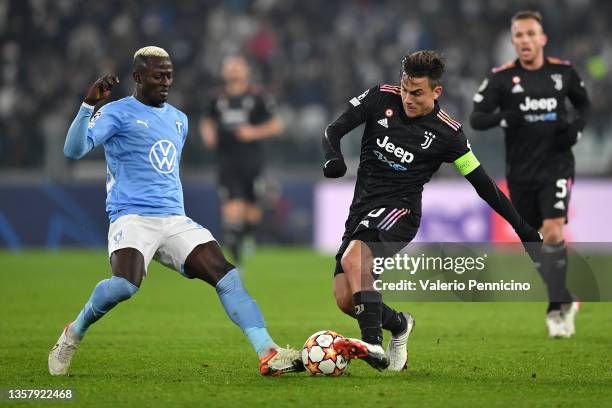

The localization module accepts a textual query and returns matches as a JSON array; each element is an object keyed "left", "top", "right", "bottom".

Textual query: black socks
[
  {"left": 541, "top": 242, "right": 573, "bottom": 311},
  {"left": 353, "top": 291, "right": 383, "bottom": 345},
  {"left": 382, "top": 303, "right": 406, "bottom": 336}
]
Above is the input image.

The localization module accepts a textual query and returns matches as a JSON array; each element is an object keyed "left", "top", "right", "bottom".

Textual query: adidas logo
[
  {"left": 511, "top": 83, "right": 524, "bottom": 93},
  {"left": 554, "top": 200, "right": 565, "bottom": 210},
  {"left": 360, "top": 220, "right": 370, "bottom": 228},
  {"left": 377, "top": 118, "right": 388, "bottom": 128}
]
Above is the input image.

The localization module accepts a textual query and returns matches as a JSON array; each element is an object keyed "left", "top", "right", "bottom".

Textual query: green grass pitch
[{"left": 1, "top": 248, "right": 610, "bottom": 407}]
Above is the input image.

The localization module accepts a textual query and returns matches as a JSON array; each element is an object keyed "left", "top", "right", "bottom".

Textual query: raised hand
[{"left": 84, "top": 74, "right": 119, "bottom": 106}]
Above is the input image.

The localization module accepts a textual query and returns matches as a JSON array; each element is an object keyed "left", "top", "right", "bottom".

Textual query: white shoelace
[
  {"left": 56, "top": 341, "right": 77, "bottom": 362},
  {"left": 272, "top": 348, "right": 300, "bottom": 365}
]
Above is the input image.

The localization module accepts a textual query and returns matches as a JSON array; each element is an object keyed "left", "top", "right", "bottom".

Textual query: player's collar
[
  {"left": 130, "top": 95, "right": 167, "bottom": 111},
  {"left": 514, "top": 57, "right": 547, "bottom": 72}
]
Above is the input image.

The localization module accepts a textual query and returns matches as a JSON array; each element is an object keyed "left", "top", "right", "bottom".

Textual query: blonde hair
[{"left": 133, "top": 46, "right": 169, "bottom": 60}]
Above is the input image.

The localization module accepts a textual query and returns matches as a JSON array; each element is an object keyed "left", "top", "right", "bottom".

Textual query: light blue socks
[
  {"left": 71, "top": 276, "right": 138, "bottom": 337},
  {"left": 215, "top": 269, "right": 277, "bottom": 356}
]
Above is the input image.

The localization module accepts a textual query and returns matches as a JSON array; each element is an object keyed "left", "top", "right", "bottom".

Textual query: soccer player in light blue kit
[{"left": 48, "top": 46, "right": 302, "bottom": 376}]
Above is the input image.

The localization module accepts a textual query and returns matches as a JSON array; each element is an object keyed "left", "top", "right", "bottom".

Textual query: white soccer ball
[{"left": 301, "top": 330, "right": 350, "bottom": 376}]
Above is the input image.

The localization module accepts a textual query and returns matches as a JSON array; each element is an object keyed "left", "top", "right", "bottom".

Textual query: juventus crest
[{"left": 551, "top": 74, "right": 563, "bottom": 91}]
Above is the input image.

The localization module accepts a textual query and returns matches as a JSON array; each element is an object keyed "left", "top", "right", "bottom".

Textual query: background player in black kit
[
  {"left": 470, "top": 11, "right": 591, "bottom": 338},
  {"left": 323, "top": 51, "right": 542, "bottom": 372},
  {"left": 200, "top": 55, "right": 283, "bottom": 263}
]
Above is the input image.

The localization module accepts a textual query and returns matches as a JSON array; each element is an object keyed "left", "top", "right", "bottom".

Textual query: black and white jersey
[
  {"left": 472, "top": 57, "right": 590, "bottom": 186},
  {"left": 325, "top": 84, "right": 473, "bottom": 217},
  {"left": 205, "top": 86, "right": 276, "bottom": 167}
]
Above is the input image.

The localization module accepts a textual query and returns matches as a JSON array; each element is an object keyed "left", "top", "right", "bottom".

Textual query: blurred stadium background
[{"left": 1, "top": 0, "right": 611, "bottom": 250}]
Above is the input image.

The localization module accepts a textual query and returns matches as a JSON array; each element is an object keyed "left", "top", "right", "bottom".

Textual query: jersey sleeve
[
  {"left": 346, "top": 85, "right": 382, "bottom": 122},
  {"left": 322, "top": 85, "right": 383, "bottom": 160},
  {"left": 442, "top": 130, "right": 481, "bottom": 176},
  {"left": 567, "top": 67, "right": 591, "bottom": 116},
  {"left": 204, "top": 96, "right": 218, "bottom": 120},
  {"left": 87, "top": 103, "right": 122, "bottom": 147},
  {"left": 251, "top": 94, "right": 276, "bottom": 123},
  {"left": 472, "top": 73, "right": 502, "bottom": 113},
  {"left": 182, "top": 113, "right": 189, "bottom": 141}
]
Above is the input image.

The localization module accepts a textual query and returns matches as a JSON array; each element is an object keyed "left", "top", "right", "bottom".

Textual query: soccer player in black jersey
[
  {"left": 323, "top": 50, "right": 542, "bottom": 371},
  {"left": 470, "top": 11, "right": 590, "bottom": 338},
  {"left": 200, "top": 55, "right": 283, "bottom": 263}
]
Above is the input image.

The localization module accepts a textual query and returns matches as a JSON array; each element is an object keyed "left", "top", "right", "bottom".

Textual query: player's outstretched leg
[
  {"left": 48, "top": 248, "right": 142, "bottom": 375},
  {"left": 184, "top": 242, "right": 303, "bottom": 375},
  {"left": 334, "top": 274, "right": 415, "bottom": 370},
  {"left": 385, "top": 312, "right": 416, "bottom": 371},
  {"left": 335, "top": 240, "right": 389, "bottom": 371}
]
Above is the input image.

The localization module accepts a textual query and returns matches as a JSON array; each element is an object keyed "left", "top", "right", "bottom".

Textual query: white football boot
[
  {"left": 48, "top": 324, "right": 81, "bottom": 375},
  {"left": 561, "top": 301, "right": 580, "bottom": 337},
  {"left": 546, "top": 310, "right": 569, "bottom": 339},
  {"left": 386, "top": 312, "right": 416, "bottom": 372},
  {"left": 334, "top": 338, "right": 390, "bottom": 371},
  {"left": 259, "top": 347, "right": 304, "bottom": 376}
]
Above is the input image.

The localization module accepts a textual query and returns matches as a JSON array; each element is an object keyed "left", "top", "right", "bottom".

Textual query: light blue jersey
[{"left": 65, "top": 96, "right": 188, "bottom": 221}]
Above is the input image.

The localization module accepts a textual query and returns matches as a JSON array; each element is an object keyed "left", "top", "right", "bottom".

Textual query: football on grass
[{"left": 301, "top": 330, "right": 349, "bottom": 376}]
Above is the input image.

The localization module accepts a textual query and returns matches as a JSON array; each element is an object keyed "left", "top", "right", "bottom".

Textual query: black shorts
[
  {"left": 218, "top": 166, "right": 261, "bottom": 203},
  {"left": 509, "top": 176, "right": 573, "bottom": 229},
  {"left": 334, "top": 207, "right": 421, "bottom": 276}
]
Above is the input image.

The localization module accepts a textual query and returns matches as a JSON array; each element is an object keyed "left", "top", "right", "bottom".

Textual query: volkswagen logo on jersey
[{"left": 149, "top": 139, "right": 177, "bottom": 173}]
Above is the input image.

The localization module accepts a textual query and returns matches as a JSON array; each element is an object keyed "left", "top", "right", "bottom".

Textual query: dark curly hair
[{"left": 401, "top": 50, "right": 445, "bottom": 89}]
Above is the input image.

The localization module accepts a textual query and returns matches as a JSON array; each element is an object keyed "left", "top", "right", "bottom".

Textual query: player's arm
[
  {"left": 460, "top": 158, "right": 541, "bottom": 243},
  {"left": 64, "top": 75, "right": 119, "bottom": 160},
  {"left": 235, "top": 116, "right": 283, "bottom": 142},
  {"left": 448, "top": 132, "right": 541, "bottom": 246},
  {"left": 470, "top": 74, "right": 524, "bottom": 130},
  {"left": 322, "top": 86, "right": 378, "bottom": 178},
  {"left": 199, "top": 117, "right": 218, "bottom": 149},
  {"left": 556, "top": 68, "right": 592, "bottom": 149},
  {"left": 236, "top": 94, "right": 284, "bottom": 142}
]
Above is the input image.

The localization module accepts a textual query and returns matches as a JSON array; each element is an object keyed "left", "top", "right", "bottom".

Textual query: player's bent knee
[
  {"left": 185, "top": 242, "right": 235, "bottom": 285},
  {"left": 107, "top": 276, "right": 139, "bottom": 302},
  {"left": 541, "top": 220, "right": 564, "bottom": 244},
  {"left": 340, "top": 251, "right": 360, "bottom": 277},
  {"left": 93, "top": 276, "right": 139, "bottom": 313}
]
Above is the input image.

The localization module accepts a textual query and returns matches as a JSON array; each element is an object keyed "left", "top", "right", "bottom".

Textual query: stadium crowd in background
[{"left": 1, "top": 0, "right": 611, "bottom": 172}]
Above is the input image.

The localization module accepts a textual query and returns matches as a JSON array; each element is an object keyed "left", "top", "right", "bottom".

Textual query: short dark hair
[
  {"left": 401, "top": 50, "right": 445, "bottom": 89},
  {"left": 511, "top": 10, "right": 543, "bottom": 27}
]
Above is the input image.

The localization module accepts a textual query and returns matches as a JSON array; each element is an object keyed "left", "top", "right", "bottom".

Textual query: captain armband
[{"left": 454, "top": 150, "right": 480, "bottom": 176}]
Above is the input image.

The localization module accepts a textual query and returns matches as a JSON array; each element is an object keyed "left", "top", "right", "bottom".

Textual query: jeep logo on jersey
[
  {"left": 519, "top": 96, "right": 558, "bottom": 112},
  {"left": 149, "top": 140, "right": 177, "bottom": 173},
  {"left": 376, "top": 136, "right": 414, "bottom": 164}
]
